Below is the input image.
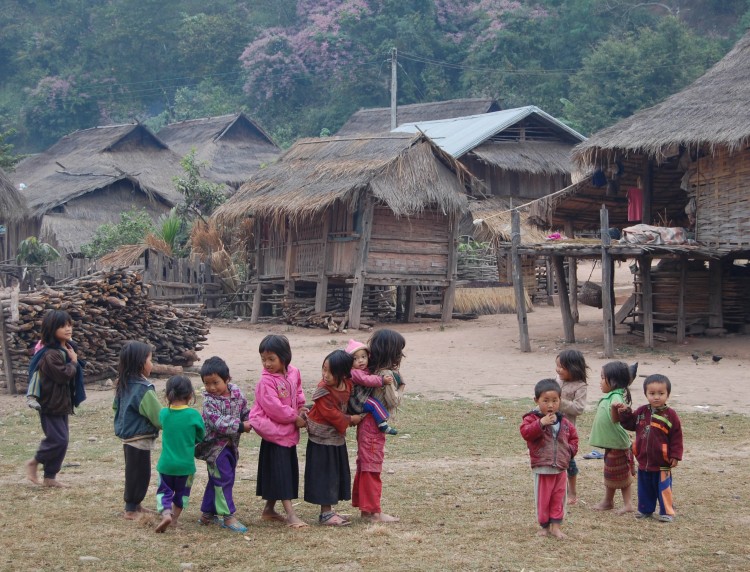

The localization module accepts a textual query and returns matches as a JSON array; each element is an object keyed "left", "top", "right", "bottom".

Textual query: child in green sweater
[{"left": 155, "top": 375, "right": 206, "bottom": 533}]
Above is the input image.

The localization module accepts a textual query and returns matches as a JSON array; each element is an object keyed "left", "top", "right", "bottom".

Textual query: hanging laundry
[{"left": 626, "top": 187, "right": 643, "bottom": 221}]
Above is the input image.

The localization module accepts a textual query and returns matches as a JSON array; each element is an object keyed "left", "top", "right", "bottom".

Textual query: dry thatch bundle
[
  {"left": 470, "top": 197, "right": 550, "bottom": 243},
  {"left": 454, "top": 286, "right": 532, "bottom": 315},
  {"left": 190, "top": 220, "right": 239, "bottom": 293}
]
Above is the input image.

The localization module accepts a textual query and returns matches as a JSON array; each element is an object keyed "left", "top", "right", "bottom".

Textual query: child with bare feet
[
  {"left": 304, "top": 350, "right": 362, "bottom": 526},
  {"left": 346, "top": 339, "right": 398, "bottom": 434},
  {"left": 350, "top": 329, "right": 406, "bottom": 523},
  {"left": 555, "top": 350, "right": 589, "bottom": 505},
  {"left": 613, "top": 374, "right": 683, "bottom": 523},
  {"left": 589, "top": 362, "right": 635, "bottom": 515},
  {"left": 25, "top": 310, "right": 86, "bottom": 488},
  {"left": 154, "top": 376, "right": 205, "bottom": 533},
  {"left": 520, "top": 379, "right": 579, "bottom": 539},
  {"left": 114, "top": 341, "right": 162, "bottom": 520},
  {"left": 195, "top": 356, "right": 251, "bottom": 533},
  {"left": 249, "top": 335, "right": 309, "bottom": 528}
]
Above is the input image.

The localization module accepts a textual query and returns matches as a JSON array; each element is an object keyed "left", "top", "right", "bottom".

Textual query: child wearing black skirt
[
  {"left": 304, "top": 350, "right": 363, "bottom": 526},
  {"left": 248, "top": 335, "right": 308, "bottom": 528}
]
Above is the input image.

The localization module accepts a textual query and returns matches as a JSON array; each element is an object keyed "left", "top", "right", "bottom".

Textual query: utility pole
[{"left": 390, "top": 47, "right": 397, "bottom": 130}]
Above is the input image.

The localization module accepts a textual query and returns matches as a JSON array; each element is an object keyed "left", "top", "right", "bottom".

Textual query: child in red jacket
[
  {"left": 612, "top": 373, "right": 683, "bottom": 523},
  {"left": 520, "top": 378, "right": 579, "bottom": 539}
]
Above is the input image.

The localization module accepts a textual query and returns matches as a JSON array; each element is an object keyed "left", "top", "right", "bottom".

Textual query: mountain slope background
[{"left": 1, "top": 0, "right": 748, "bottom": 154}]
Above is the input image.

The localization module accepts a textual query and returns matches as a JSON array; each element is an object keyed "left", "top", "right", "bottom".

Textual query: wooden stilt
[
  {"left": 441, "top": 215, "right": 459, "bottom": 322},
  {"left": 0, "top": 303, "right": 17, "bottom": 394},
  {"left": 552, "top": 255, "right": 575, "bottom": 343},
  {"left": 314, "top": 215, "right": 330, "bottom": 312},
  {"left": 676, "top": 255, "right": 687, "bottom": 343},
  {"left": 349, "top": 197, "right": 374, "bottom": 329},
  {"left": 641, "top": 256, "right": 654, "bottom": 348},
  {"left": 568, "top": 257, "right": 579, "bottom": 323},
  {"left": 600, "top": 206, "right": 614, "bottom": 358},
  {"left": 708, "top": 259, "right": 723, "bottom": 329},
  {"left": 406, "top": 286, "right": 416, "bottom": 322},
  {"left": 511, "top": 210, "right": 531, "bottom": 352}
]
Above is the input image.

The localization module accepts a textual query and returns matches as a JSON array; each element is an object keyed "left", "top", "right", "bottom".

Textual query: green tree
[
  {"left": 173, "top": 151, "right": 226, "bottom": 223},
  {"left": 80, "top": 209, "right": 155, "bottom": 259},
  {"left": 0, "top": 128, "right": 21, "bottom": 171}
]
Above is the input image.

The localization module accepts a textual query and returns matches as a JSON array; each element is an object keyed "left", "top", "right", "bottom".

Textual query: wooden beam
[
  {"left": 642, "top": 158, "right": 652, "bottom": 224},
  {"left": 406, "top": 286, "right": 417, "bottom": 322},
  {"left": 708, "top": 258, "right": 723, "bottom": 328},
  {"left": 511, "top": 210, "right": 531, "bottom": 352},
  {"left": 676, "top": 255, "right": 686, "bottom": 343},
  {"left": 314, "top": 214, "right": 331, "bottom": 313},
  {"left": 348, "top": 197, "right": 374, "bottom": 329},
  {"left": 552, "top": 255, "right": 575, "bottom": 342},
  {"left": 441, "top": 214, "right": 460, "bottom": 322},
  {"left": 641, "top": 256, "right": 654, "bottom": 348},
  {"left": 250, "top": 217, "right": 262, "bottom": 324},
  {"left": 600, "top": 206, "right": 614, "bottom": 357},
  {"left": 283, "top": 221, "right": 295, "bottom": 297},
  {"left": 568, "top": 257, "right": 579, "bottom": 323}
]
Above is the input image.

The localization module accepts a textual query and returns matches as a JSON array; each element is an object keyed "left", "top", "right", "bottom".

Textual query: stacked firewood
[{"left": 0, "top": 269, "right": 208, "bottom": 391}]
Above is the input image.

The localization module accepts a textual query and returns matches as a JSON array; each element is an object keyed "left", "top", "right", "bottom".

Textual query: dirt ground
[{"left": 3, "top": 262, "right": 747, "bottom": 415}]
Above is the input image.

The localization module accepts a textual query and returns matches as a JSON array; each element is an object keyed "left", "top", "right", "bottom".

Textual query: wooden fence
[{"left": 25, "top": 251, "right": 254, "bottom": 317}]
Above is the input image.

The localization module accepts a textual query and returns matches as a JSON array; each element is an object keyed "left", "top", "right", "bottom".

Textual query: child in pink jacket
[{"left": 248, "top": 335, "right": 308, "bottom": 528}]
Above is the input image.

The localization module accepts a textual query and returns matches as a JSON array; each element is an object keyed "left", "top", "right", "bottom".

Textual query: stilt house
[
  {"left": 0, "top": 167, "right": 32, "bottom": 263},
  {"left": 488, "top": 30, "right": 750, "bottom": 353},
  {"left": 213, "top": 133, "right": 479, "bottom": 328}
]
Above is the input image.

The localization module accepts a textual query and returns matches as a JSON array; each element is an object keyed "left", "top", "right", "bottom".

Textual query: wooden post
[
  {"left": 283, "top": 220, "right": 295, "bottom": 297},
  {"left": 511, "top": 210, "right": 531, "bottom": 352},
  {"left": 568, "top": 257, "right": 579, "bottom": 323},
  {"left": 441, "top": 214, "right": 460, "bottom": 322},
  {"left": 552, "top": 255, "right": 575, "bottom": 343},
  {"left": 349, "top": 197, "right": 374, "bottom": 329},
  {"left": 708, "top": 258, "right": 723, "bottom": 329},
  {"left": 406, "top": 286, "right": 417, "bottom": 322},
  {"left": 600, "top": 206, "right": 614, "bottom": 357},
  {"left": 250, "top": 282, "right": 262, "bottom": 324},
  {"left": 0, "top": 302, "right": 17, "bottom": 395},
  {"left": 641, "top": 256, "right": 654, "bottom": 348},
  {"left": 545, "top": 258, "right": 554, "bottom": 306},
  {"left": 642, "top": 158, "right": 652, "bottom": 224},
  {"left": 250, "top": 217, "right": 263, "bottom": 324},
  {"left": 676, "top": 255, "right": 687, "bottom": 343},
  {"left": 314, "top": 214, "right": 330, "bottom": 313}
]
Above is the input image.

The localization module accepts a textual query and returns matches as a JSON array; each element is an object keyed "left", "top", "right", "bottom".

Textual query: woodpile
[
  {"left": 279, "top": 285, "right": 393, "bottom": 330},
  {"left": 1, "top": 269, "right": 209, "bottom": 392}
]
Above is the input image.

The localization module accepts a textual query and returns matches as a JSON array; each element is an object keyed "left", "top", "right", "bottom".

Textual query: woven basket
[{"left": 578, "top": 281, "right": 602, "bottom": 308}]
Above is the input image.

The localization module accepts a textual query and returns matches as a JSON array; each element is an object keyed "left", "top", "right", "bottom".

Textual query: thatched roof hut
[
  {"left": 215, "top": 133, "right": 480, "bottom": 328},
  {"left": 158, "top": 113, "right": 280, "bottom": 189},
  {"left": 336, "top": 98, "right": 501, "bottom": 136},
  {"left": 573, "top": 30, "right": 750, "bottom": 165},
  {"left": 215, "top": 133, "right": 476, "bottom": 223},
  {"left": 12, "top": 124, "right": 190, "bottom": 254}
]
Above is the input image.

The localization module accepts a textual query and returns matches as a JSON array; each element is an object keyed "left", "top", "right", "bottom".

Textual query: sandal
[
  {"left": 319, "top": 511, "right": 350, "bottom": 527},
  {"left": 221, "top": 518, "right": 248, "bottom": 533},
  {"left": 198, "top": 513, "right": 222, "bottom": 526},
  {"left": 583, "top": 450, "right": 604, "bottom": 459}
]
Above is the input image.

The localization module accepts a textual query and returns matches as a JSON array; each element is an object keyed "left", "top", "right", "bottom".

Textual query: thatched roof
[
  {"left": 336, "top": 98, "right": 501, "bottom": 136},
  {"left": 472, "top": 141, "right": 577, "bottom": 175},
  {"left": 470, "top": 197, "right": 549, "bottom": 243},
  {"left": 213, "top": 133, "right": 479, "bottom": 224},
  {"left": 574, "top": 30, "right": 750, "bottom": 166},
  {"left": 13, "top": 124, "right": 186, "bottom": 216},
  {"left": 39, "top": 215, "right": 104, "bottom": 254},
  {"left": 158, "top": 113, "right": 280, "bottom": 188},
  {"left": 0, "top": 167, "right": 27, "bottom": 222}
]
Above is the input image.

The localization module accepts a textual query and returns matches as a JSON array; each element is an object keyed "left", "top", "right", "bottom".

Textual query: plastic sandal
[
  {"left": 319, "top": 511, "right": 350, "bottom": 526},
  {"left": 198, "top": 514, "right": 222, "bottom": 526},
  {"left": 221, "top": 518, "right": 248, "bottom": 533},
  {"left": 583, "top": 450, "right": 604, "bottom": 459}
]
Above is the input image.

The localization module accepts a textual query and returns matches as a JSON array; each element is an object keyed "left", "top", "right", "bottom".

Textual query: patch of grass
[{"left": 1, "top": 400, "right": 748, "bottom": 571}]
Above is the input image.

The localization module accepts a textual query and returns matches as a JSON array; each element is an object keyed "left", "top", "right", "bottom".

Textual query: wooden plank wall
[{"left": 366, "top": 207, "right": 450, "bottom": 279}]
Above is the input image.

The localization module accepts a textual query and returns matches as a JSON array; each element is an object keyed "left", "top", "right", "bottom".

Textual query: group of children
[
  {"left": 109, "top": 328, "right": 406, "bottom": 532},
  {"left": 24, "top": 310, "right": 684, "bottom": 538},
  {"left": 520, "top": 349, "right": 684, "bottom": 539}
]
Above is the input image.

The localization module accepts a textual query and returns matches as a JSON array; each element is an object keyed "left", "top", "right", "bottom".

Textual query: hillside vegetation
[{"left": 1, "top": 0, "right": 748, "bottom": 154}]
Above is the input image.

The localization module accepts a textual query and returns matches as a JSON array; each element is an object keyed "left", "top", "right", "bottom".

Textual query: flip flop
[
  {"left": 583, "top": 450, "right": 604, "bottom": 459},
  {"left": 287, "top": 521, "right": 310, "bottom": 529},
  {"left": 198, "top": 514, "right": 222, "bottom": 526},
  {"left": 319, "top": 511, "right": 350, "bottom": 527}
]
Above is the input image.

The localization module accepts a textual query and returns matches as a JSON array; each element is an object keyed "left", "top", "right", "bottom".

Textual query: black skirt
[
  {"left": 303, "top": 440, "right": 351, "bottom": 505},
  {"left": 256, "top": 439, "right": 299, "bottom": 501}
]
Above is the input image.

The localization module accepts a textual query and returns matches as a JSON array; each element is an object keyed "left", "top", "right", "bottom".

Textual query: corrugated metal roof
[{"left": 392, "top": 106, "right": 585, "bottom": 158}]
